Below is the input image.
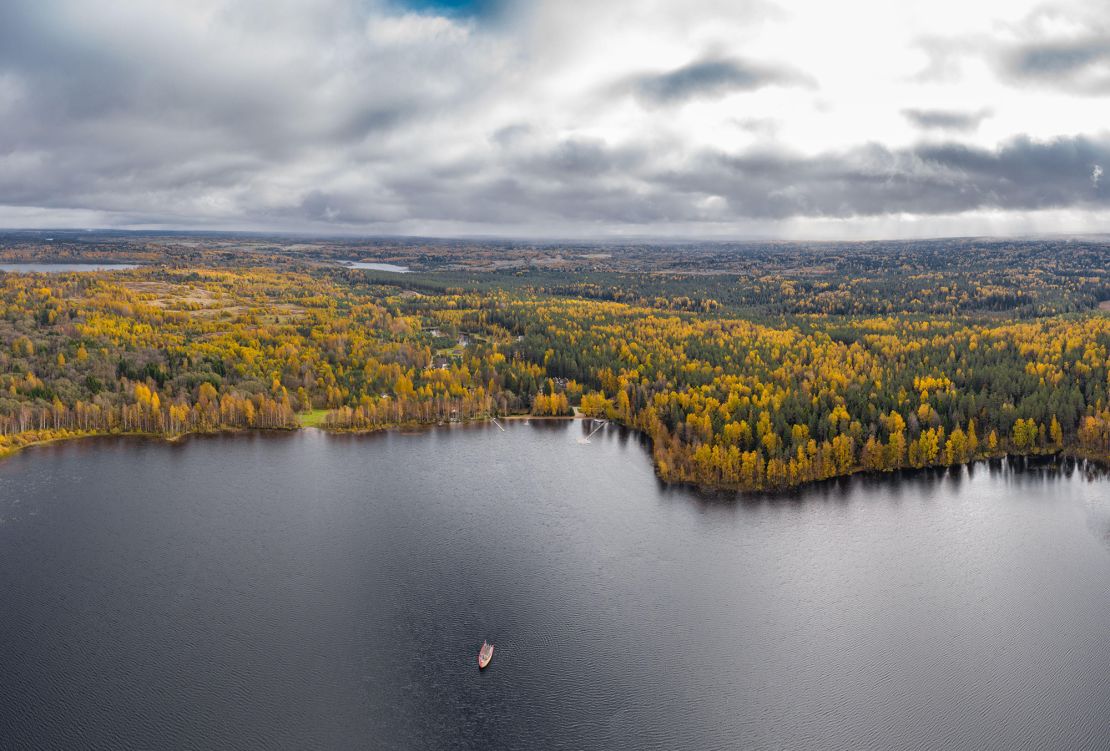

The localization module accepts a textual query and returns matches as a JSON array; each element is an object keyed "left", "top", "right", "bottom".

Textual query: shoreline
[
  {"left": 657, "top": 448, "right": 1109, "bottom": 499},
  {"left": 312, "top": 411, "right": 586, "bottom": 436},
  {"left": 500, "top": 413, "right": 581, "bottom": 421},
  {"left": 0, "top": 425, "right": 297, "bottom": 462},
  {"left": 2, "top": 418, "right": 1105, "bottom": 494}
]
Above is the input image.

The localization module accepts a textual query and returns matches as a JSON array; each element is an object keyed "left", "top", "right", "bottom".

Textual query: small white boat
[{"left": 478, "top": 640, "right": 494, "bottom": 669}]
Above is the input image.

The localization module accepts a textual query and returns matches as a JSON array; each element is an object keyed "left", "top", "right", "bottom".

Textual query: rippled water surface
[{"left": 1, "top": 423, "right": 1108, "bottom": 750}]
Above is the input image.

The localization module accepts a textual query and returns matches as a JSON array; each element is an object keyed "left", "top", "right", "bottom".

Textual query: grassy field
[{"left": 298, "top": 409, "right": 331, "bottom": 428}]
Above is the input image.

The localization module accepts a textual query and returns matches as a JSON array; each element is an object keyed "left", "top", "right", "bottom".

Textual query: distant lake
[
  {"left": 0, "top": 423, "right": 1108, "bottom": 750},
  {"left": 342, "top": 261, "right": 411, "bottom": 273},
  {"left": 0, "top": 263, "right": 140, "bottom": 273}
]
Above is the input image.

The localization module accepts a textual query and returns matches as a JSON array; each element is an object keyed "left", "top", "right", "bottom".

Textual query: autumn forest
[{"left": 1, "top": 233, "right": 1108, "bottom": 492}]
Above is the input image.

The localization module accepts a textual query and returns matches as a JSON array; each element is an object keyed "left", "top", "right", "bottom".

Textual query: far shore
[{"left": 301, "top": 411, "right": 593, "bottom": 435}]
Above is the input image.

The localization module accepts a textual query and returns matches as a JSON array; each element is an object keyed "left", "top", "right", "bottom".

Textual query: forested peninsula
[{"left": 1, "top": 234, "right": 1107, "bottom": 491}]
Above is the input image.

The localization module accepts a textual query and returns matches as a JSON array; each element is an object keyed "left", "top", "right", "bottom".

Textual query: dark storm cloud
[
  {"left": 655, "top": 135, "right": 1110, "bottom": 220},
  {"left": 984, "top": 3, "right": 1110, "bottom": 95},
  {"left": 1001, "top": 37, "right": 1110, "bottom": 94},
  {"left": 1011, "top": 40, "right": 1107, "bottom": 75},
  {"left": 318, "top": 133, "right": 1109, "bottom": 228},
  {"left": 404, "top": 133, "right": 1108, "bottom": 225},
  {"left": 628, "top": 56, "right": 810, "bottom": 105},
  {"left": 903, "top": 108, "right": 990, "bottom": 132}
]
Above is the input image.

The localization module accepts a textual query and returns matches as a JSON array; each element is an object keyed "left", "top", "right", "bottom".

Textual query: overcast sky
[{"left": 0, "top": 0, "right": 1107, "bottom": 239}]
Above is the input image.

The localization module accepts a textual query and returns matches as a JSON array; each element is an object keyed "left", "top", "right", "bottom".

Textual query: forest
[{"left": 0, "top": 234, "right": 1107, "bottom": 491}]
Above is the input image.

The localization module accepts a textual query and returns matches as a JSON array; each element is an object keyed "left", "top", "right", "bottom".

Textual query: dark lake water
[{"left": 1, "top": 422, "right": 1108, "bottom": 750}]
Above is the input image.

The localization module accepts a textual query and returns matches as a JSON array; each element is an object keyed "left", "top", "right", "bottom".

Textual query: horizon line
[{"left": 2, "top": 226, "right": 1110, "bottom": 246}]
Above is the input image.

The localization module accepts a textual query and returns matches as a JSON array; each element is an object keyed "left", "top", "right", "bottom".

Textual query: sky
[{"left": 0, "top": 0, "right": 1107, "bottom": 240}]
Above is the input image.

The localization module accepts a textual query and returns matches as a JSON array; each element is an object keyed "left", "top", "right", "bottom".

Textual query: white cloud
[{"left": 367, "top": 13, "right": 472, "bottom": 46}]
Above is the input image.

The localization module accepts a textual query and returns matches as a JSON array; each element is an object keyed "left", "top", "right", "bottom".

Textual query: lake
[
  {"left": 0, "top": 422, "right": 1108, "bottom": 750},
  {"left": 342, "top": 261, "right": 411, "bottom": 273},
  {"left": 0, "top": 263, "right": 141, "bottom": 273}
]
